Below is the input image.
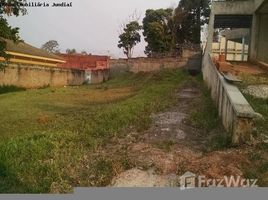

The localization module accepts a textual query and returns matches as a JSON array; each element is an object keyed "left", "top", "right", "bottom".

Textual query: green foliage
[
  {"left": 174, "top": 0, "right": 210, "bottom": 44},
  {"left": 207, "top": 133, "right": 232, "bottom": 151},
  {"left": 0, "top": 0, "right": 27, "bottom": 16},
  {"left": 0, "top": 85, "right": 25, "bottom": 95},
  {"left": 0, "top": 0, "right": 26, "bottom": 68},
  {"left": 243, "top": 94, "right": 268, "bottom": 137},
  {"left": 142, "top": 1, "right": 210, "bottom": 57},
  {"left": 189, "top": 84, "right": 220, "bottom": 132},
  {"left": 66, "top": 48, "right": 77, "bottom": 54},
  {"left": 118, "top": 21, "right": 142, "bottom": 58},
  {"left": 142, "top": 9, "right": 174, "bottom": 57}
]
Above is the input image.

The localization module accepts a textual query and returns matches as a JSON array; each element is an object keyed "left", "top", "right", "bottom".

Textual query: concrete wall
[
  {"left": 110, "top": 50, "right": 199, "bottom": 74},
  {"left": 202, "top": 53, "right": 256, "bottom": 144},
  {"left": 212, "top": 0, "right": 255, "bottom": 15},
  {"left": 212, "top": 37, "right": 249, "bottom": 61},
  {"left": 90, "top": 70, "right": 110, "bottom": 84},
  {"left": 256, "top": 14, "right": 268, "bottom": 63},
  {"left": 0, "top": 63, "right": 85, "bottom": 88}
]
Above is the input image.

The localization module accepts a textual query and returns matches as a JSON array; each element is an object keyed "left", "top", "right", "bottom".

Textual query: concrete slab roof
[
  {"left": 256, "top": 0, "right": 268, "bottom": 13},
  {"left": 214, "top": 15, "right": 252, "bottom": 28}
]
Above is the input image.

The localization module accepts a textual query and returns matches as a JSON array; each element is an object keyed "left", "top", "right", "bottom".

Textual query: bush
[{"left": 0, "top": 85, "right": 25, "bottom": 95}]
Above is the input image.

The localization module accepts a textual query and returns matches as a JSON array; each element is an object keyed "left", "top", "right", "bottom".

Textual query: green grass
[
  {"left": 237, "top": 73, "right": 268, "bottom": 187},
  {"left": 0, "top": 85, "right": 25, "bottom": 95},
  {"left": 187, "top": 76, "right": 223, "bottom": 134},
  {"left": 185, "top": 75, "right": 230, "bottom": 151},
  {"left": 244, "top": 95, "right": 268, "bottom": 136},
  {"left": 0, "top": 69, "right": 186, "bottom": 193},
  {"left": 241, "top": 95, "right": 268, "bottom": 187}
]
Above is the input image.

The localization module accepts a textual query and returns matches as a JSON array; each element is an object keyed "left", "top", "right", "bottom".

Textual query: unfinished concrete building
[{"left": 203, "top": 0, "right": 268, "bottom": 144}]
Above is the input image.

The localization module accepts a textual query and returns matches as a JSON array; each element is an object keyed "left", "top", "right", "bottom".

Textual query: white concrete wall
[
  {"left": 212, "top": 37, "right": 249, "bottom": 61},
  {"left": 202, "top": 53, "right": 256, "bottom": 144}
]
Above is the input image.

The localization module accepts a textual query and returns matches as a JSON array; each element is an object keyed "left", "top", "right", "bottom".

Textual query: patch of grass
[
  {"left": 259, "top": 143, "right": 268, "bottom": 151},
  {"left": 248, "top": 151, "right": 262, "bottom": 162},
  {"left": 243, "top": 94, "right": 268, "bottom": 137},
  {"left": 206, "top": 132, "right": 232, "bottom": 151},
  {"left": 241, "top": 158, "right": 268, "bottom": 187},
  {"left": 235, "top": 73, "right": 268, "bottom": 187},
  {"left": 0, "top": 69, "right": 186, "bottom": 193},
  {"left": 0, "top": 85, "right": 25, "bottom": 95},
  {"left": 88, "top": 157, "right": 114, "bottom": 187},
  {"left": 187, "top": 79, "right": 221, "bottom": 133},
  {"left": 238, "top": 73, "right": 268, "bottom": 88}
]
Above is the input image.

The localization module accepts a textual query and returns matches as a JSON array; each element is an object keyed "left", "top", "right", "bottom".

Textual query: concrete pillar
[
  {"left": 249, "top": 13, "right": 260, "bottom": 61},
  {"left": 225, "top": 38, "right": 228, "bottom": 60},
  {"left": 206, "top": 13, "right": 215, "bottom": 54},
  {"left": 242, "top": 37, "right": 246, "bottom": 61}
]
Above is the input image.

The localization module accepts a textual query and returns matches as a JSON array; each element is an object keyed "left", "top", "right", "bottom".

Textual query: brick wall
[
  {"left": 0, "top": 63, "right": 85, "bottom": 88},
  {"left": 57, "top": 54, "right": 109, "bottom": 70}
]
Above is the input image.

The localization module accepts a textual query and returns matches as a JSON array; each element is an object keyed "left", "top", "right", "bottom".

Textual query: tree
[
  {"left": 81, "top": 50, "right": 88, "bottom": 55},
  {"left": 142, "top": 9, "right": 174, "bottom": 57},
  {"left": 0, "top": 0, "right": 27, "bottom": 68},
  {"left": 118, "top": 21, "right": 141, "bottom": 58},
  {"left": 174, "top": 0, "right": 210, "bottom": 44},
  {"left": 66, "top": 48, "right": 77, "bottom": 54},
  {"left": 41, "top": 40, "right": 60, "bottom": 53}
]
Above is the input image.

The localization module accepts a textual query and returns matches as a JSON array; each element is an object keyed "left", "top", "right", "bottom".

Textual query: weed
[
  {"left": 207, "top": 133, "right": 232, "bottom": 151},
  {"left": 186, "top": 81, "right": 220, "bottom": 133},
  {"left": 0, "top": 85, "right": 25, "bottom": 95}
]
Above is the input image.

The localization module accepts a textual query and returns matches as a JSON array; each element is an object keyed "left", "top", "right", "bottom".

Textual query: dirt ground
[{"left": 106, "top": 81, "right": 251, "bottom": 187}]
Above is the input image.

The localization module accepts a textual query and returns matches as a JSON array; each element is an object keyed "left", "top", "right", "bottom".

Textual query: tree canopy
[
  {"left": 175, "top": 0, "right": 210, "bottom": 44},
  {"left": 142, "top": 2, "right": 210, "bottom": 57},
  {"left": 66, "top": 48, "right": 77, "bottom": 54},
  {"left": 142, "top": 9, "right": 174, "bottom": 57},
  {"left": 0, "top": 0, "right": 26, "bottom": 67},
  {"left": 118, "top": 21, "right": 142, "bottom": 58},
  {"left": 41, "top": 40, "right": 60, "bottom": 53}
]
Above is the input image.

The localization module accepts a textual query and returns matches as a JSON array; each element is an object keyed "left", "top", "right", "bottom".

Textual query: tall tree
[
  {"left": 174, "top": 0, "right": 210, "bottom": 44},
  {"left": 66, "top": 48, "right": 77, "bottom": 54},
  {"left": 41, "top": 40, "right": 60, "bottom": 53},
  {"left": 118, "top": 21, "right": 141, "bottom": 58},
  {"left": 142, "top": 9, "right": 174, "bottom": 57},
  {"left": 0, "top": 0, "right": 27, "bottom": 68}
]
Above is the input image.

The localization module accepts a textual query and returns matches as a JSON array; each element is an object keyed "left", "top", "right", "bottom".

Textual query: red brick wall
[{"left": 58, "top": 54, "right": 109, "bottom": 71}]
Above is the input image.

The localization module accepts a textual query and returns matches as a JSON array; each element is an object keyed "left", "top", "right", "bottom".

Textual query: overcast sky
[{"left": 7, "top": 0, "right": 179, "bottom": 58}]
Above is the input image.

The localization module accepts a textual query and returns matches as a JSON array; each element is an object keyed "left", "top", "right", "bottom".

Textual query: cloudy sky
[{"left": 7, "top": 0, "right": 179, "bottom": 58}]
